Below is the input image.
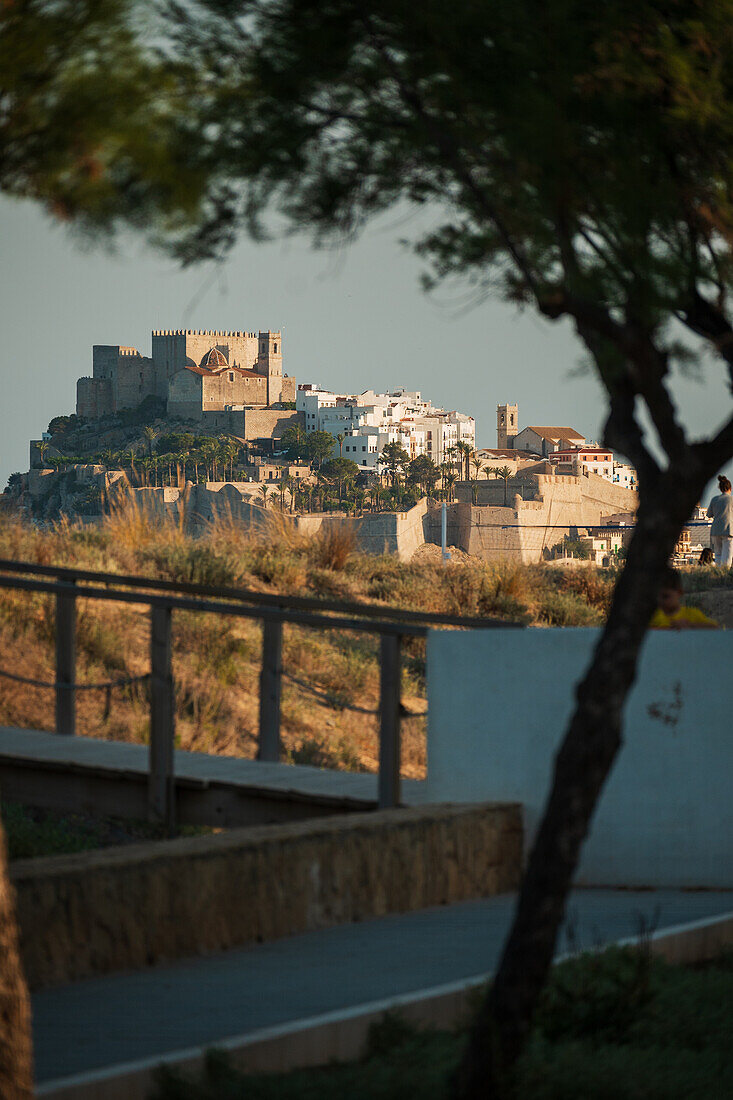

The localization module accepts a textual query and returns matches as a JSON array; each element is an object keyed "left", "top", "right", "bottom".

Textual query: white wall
[{"left": 427, "top": 628, "right": 733, "bottom": 888}]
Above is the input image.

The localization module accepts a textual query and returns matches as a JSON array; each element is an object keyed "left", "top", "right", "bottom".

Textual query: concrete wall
[
  {"left": 426, "top": 628, "right": 733, "bottom": 888},
  {"left": 12, "top": 802, "right": 521, "bottom": 988}
]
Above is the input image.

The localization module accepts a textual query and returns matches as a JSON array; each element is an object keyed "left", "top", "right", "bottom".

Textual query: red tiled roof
[
  {"left": 183, "top": 364, "right": 264, "bottom": 379},
  {"left": 524, "top": 426, "right": 584, "bottom": 440}
]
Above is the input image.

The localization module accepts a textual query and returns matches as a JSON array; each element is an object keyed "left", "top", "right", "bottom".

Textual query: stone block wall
[
  {"left": 241, "top": 408, "right": 304, "bottom": 440},
  {"left": 281, "top": 376, "right": 296, "bottom": 402},
  {"left": 201, "top": 370, "right": 268, "bottom": 411},
  {"left": 12, "top": 802, "right": 522, "bottom": 988},
  {"left": 76, "top": 377, "right": 113, "bottom": 419}
]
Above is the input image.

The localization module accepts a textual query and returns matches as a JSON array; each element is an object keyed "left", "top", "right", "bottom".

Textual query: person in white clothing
[{"left": 707, "top": 475, "right": 733, "bottom": 567}]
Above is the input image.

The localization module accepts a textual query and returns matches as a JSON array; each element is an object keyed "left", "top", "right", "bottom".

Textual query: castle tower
[
  {"left": 497, "top": 403, "right": 518, "bottom": 449},
  {"left": 257, "top": 330, "right": 283, "bottom": 404}
]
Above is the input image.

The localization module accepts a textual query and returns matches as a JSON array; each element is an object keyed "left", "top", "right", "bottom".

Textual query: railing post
[
  {"left": 378, "top": 632, "right": 402, "bottom": 809},
  {"left": 55, "top": 581, "right": 77, "bottom": 736},
  {"left": 258, "top": 618, "right": 282, "bottom": 762},
  {"left": 149, "top": 605, "right": 175, "bottom": 833}
]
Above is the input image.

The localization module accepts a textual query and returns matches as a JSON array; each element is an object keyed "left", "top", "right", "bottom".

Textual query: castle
[{"left": 76, "top": 329, "right": 296, "bottom": 421}]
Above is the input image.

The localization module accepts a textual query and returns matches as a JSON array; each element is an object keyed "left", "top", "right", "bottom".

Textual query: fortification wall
[
  {"left": 450, "top": 471, "right": 638, "bottom": 562},
  {"left": 201, "top": 371, "right": 267, "bottom": 411},
  {"left": 115, "top": 353, "right": 156, "bottom": 411},
  {"left": 281, "top": 376, "right": 296, "bottom": 402},
  {"left": 76, "top": 377, "right": 113, "bottom": 419},
  {"left": 242, "top": 409, "right": 304, "bottom": 440}
]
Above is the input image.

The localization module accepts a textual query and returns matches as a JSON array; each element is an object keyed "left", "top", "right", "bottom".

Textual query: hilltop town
[{"left": 4, "top": 322, "right": 696, "bottom": 563}]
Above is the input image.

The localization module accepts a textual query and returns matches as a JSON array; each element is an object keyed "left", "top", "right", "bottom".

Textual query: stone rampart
[
  {"left": 445, "top": 472, "right": 638, "bottom": 562},
  {"left": 12, "top": 802, "right": 521, "bottom": 988}
]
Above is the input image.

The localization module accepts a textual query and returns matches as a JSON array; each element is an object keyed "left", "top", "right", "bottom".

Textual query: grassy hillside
[{"left": 0, "top": 506, "right": 618, "bottom": 777}]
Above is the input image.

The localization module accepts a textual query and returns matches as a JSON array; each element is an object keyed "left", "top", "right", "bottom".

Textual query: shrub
[
  {"left": 310, "top": 522, "right": 356, "bottom": 570},
  {"left": 148, "top": 543, "right": 243, "bottom": 588},
  {"left": 536, "top": 590, "right": 602, "bottom": 626}
]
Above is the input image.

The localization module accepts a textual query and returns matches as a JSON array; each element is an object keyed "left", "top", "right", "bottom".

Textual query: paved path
[
  {"left": 33, "top": 888, "right": 733, "bottom": 1085},
  {"left": 0, "top": 726, "right": 428, "bottom": 807}
]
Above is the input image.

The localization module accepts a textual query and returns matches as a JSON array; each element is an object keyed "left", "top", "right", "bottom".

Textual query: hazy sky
[{"left": 1, "top": 195, "right": 731, "bottom": 495}]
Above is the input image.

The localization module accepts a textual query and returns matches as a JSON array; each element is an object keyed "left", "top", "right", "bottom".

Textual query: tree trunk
[
  {"left": 455, "top": 468, "right": 703, "bottom": 1099},
  {"left": 0, "top": 818, "right": 33, "bottom": 1098}
]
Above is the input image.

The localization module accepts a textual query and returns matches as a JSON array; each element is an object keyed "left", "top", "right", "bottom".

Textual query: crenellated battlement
[
  {"left": 80, "top": 325, "right": 291, "bottom": 421},
  {"left": 151, "top": 329, "right": 260, "bottom": 338}
]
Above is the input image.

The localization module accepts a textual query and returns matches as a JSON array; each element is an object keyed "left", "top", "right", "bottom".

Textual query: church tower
[
  {"left": 257, "top": 331, "right": 283, "bottom": 404},
  {"left": 497, "top": 403, "right": 518, "bottom": 449}
]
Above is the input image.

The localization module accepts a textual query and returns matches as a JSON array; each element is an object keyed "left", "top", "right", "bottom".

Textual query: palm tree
[
  {"left": 494, "top": 465, "right": 513, "bottom": 506},
  {"left": 259, "top": 483, "right": 270, "bottom": 509},
  {"left": 278, "top": 473, "right": 289, "bottom": 512},
  {"left": 36, "top": 439, "right": 49, "bottom": 468},
  {"left": 445, "top": 472, "right": 458, "bottom": 502},
  {"left": 226, "top": 440, "right": 238, "bottom": 480},
  {"left": 202, "top": 442, "right": 216, "bottom": 481},
  {"left": 470, "top": 454, "right": 484, "bottom": 504},
  {"left": 455, "top": 440, "right": 473, "bottom": 482},
  {"left": 336, "top": 432, "right": 345, "bottom": 457},
  {"left": 142, "top": 425, "right": 158, "bottom": 457}
]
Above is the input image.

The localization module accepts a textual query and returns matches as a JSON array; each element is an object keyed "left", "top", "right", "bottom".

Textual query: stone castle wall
[
  {"left": 441, "top": 472, "right": 638, "bottom": 563},
  {"left": 76, "top": 329, "right": 288, "bottom": 421},
  {"left": 76, "top": 377, "right": 113, "bottom": 419}
]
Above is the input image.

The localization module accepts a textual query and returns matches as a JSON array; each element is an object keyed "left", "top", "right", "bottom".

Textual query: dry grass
[{"left": 0, "top": 512, "right": 619, "bottom": 778}]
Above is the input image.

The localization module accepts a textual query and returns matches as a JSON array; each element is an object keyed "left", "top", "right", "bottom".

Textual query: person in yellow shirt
[{"left": 650, "top": 568, "right": 719, "bottom": 630}]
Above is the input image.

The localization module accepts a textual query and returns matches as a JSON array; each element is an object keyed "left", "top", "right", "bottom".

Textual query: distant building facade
[
  {"left": 496, "top": 404, "right": 585, "bottom": 456},
  {"left": 77, "top": 328, "right": 296, "bottom": 421},
  {"left": 296, "top": 385, "right": 475, "bottom": 468},
  {"left": 549, "top": 445, "right": 614, "bottom": 481}
]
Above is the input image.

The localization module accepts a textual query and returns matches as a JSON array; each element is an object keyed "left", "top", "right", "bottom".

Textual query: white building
[
  {"left": 612, "top": 459, "right": 638, "bottom": 491},
  {"left": 296, "top": 384, "right": 475, "bottom": 470},
  {"left": 549, "top": 445, "right": 614, "bottom": 481}
]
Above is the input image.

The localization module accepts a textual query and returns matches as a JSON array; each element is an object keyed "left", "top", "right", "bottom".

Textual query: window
[
  {"left": 274, "top": 343, "right": 278, "bottom": 353},
  {"left": 229, "top": 372, "right": 234, "bottom": 381}
]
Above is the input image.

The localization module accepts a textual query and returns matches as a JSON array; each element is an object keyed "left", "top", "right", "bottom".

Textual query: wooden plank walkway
[{"left": 0, "top": 727, "right": 429, "bottom": 819}]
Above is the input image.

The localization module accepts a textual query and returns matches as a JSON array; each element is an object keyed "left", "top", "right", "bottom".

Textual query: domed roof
[{"left": 202, "top": 346, "right": 228, "bottom": 370}]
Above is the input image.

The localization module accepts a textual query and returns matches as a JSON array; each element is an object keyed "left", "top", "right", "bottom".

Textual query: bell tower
[
  {"left": 257, "top": 330, "right": 283, "bottom": 404},
  {"left": 497, "top": 403, "right": 518, "bottom": 449}
]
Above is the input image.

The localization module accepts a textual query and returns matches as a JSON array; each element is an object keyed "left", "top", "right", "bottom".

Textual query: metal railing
[{"left": 0, "top": 558, "right": 522, "bottom": 830}]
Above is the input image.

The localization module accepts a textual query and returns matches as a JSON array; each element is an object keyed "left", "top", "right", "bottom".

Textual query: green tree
[
  {"left": 305, "top": 430, "right": 336, "bottom": 469},
  {"left": 280, "top": 424, "right": 308, "bottom": 459},
  {"left": 407, "top": 454, "right": 439, "bottom": 496},
  {"left": 0, "top": 0, "right": 209, "bottom": 249},
  {"left": 380, "top": 442, "right": 410, "bottom": 488},
  {"left": 321, "top": 457, "right": 359, "bottom": 500},
  {"left": 4, "top": 473, "right": 23, "bottom": 496}
]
